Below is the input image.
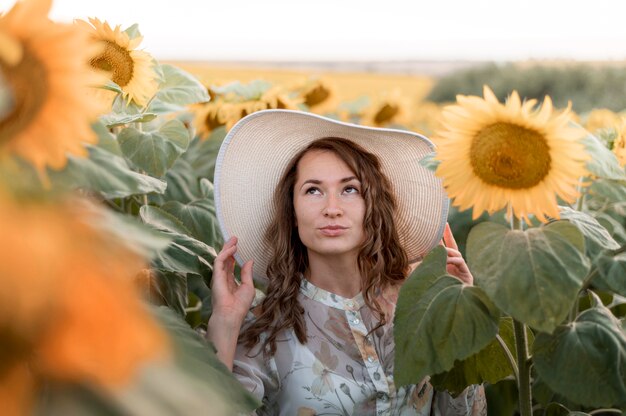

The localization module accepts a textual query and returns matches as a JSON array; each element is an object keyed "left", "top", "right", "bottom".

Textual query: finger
[
  {"left": 241, "top": 259, "right": 254, "bottom": 287},
  {"left": 443, "top": 223, "right": 459, "bottom": 250},
  {"left": 215, "top": 244, "right": 238, "bottom": 264},
  {"left": 446, "top": 257, "right": 468, "bottom": 267},
  {"left": 445, "top": 247, "right": 462, "bottom": 257}
]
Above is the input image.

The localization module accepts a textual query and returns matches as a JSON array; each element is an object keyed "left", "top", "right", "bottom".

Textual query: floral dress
[{"left": 232, "top": 279, "right": 487, "bottom": 415}]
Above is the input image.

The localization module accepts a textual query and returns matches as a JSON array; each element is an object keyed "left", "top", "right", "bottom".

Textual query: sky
[{"left": 3, "top": 0, "right": 626, "bottom": 61}]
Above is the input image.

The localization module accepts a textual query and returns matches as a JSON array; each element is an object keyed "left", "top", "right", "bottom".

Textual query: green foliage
[
  {"left": 427, "top": 63, "right": 626, "bottom": 113},
  {"left": 533, "top": 293, "right": 626, "bottom": 408},
  {"left": 467, "top": 221, "right": 590, "bottom": 333},
  {"left": 394, "top": 246, "right": 500, "bottom": 386}
]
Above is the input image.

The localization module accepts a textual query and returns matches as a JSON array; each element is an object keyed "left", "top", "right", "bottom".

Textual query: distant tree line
[{"left": 427, "top": 63, "right": 626, "bottom": 113}]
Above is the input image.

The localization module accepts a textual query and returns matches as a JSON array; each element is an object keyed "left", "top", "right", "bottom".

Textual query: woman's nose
[{"left": 323, "top": 194, "right": 343, "bottom": 217}]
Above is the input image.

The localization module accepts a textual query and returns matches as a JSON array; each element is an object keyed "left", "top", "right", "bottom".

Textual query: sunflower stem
[
  {"left": 575, "top": 176, "right": 586, "bottom": 212},
  {"left": 495, "top": 334, "right": 519, "bottom": 382},
  {"left": 510, "top": 211, "right": 533, "bottom": 416},
  {"left": 514, "top": 319, "right": 533, "bottom": 416}
]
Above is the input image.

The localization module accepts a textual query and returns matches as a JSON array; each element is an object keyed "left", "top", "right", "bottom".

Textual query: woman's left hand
[{"left": 441, "top": 223, "right": 473, "bottom": 285}]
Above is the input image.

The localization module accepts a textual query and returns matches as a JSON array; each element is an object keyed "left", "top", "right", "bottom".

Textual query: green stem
[
  {"left": 495, "top": 334, "right": 519, "bottom": 382},
  {"left": 575, "top": 176, "right": 586, "bottom": 212},
  {"left": 510, "top": 209, "right": 533, "bottom": 416},
  {"left": 514, "top": 319, "right": 533, "bottom": 416},
  {"left": 589, "top": 409, "right": 623, "bottom": 415}
]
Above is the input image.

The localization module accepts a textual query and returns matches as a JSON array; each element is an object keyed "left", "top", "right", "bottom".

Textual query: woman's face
[{"left": 293, "top": 150, "right": 366, "bottom": 261}]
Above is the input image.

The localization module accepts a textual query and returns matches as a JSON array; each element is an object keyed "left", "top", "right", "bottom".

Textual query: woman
[{"left": 208, "top": 110, "right": 485, "bottom": 415}]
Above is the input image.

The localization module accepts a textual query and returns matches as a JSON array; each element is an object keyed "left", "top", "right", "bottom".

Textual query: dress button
[
  {"left": 367, "top": 356, "right": 375, "bottom": 363},
  {"left": 347, "top": 301, "right": 354, "bottom": 308},
  {"left": 352, "top": 318, "right": 360, "bottom": 325},
  {"left": 377, "top": 391, "right": 389, "bottom": 402}
]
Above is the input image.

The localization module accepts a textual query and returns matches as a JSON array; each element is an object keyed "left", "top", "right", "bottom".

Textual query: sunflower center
[
  {"left": 470, "top": 122, "right": 551, "bottom": 189},
  {"left": 90, "top": 40, "right": 134, "bottom": 87},
  {"left": 374, "top": 103, "right": 398, "bottom": 124},
  {"left": 304, "top": 85, "right": 329, "bottom": 107},
  {"left": 0, "top": 47, "right": 47, "bottom": 144}
]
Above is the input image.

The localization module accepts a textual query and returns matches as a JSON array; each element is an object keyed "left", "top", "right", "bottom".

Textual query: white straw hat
[{"left": 214, "top": 110, "right": 449, "bottom": 282}]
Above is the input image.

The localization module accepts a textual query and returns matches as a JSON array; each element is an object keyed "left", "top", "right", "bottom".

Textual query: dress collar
[{"left": 299, "top": 278, "right": 364, "bottom": 311}]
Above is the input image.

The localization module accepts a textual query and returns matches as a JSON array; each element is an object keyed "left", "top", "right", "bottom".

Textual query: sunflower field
[{"left": 1, "top": 0, "right": 626, "bottom": 415}]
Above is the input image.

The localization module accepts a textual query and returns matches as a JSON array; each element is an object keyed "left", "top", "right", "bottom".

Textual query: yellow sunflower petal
[
  {"left": 78, "top": 18, "right": 158, "bottom": 106},
  {"left": 0, "top": 0, "right": 102, "bottom": 176},
  {"left": 433, "top": 88, "right": 589, "bottom": 222}
]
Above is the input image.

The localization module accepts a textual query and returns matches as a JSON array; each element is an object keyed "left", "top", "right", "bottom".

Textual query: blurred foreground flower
[
  {"left": 0, "top": 0, "right": 102, "bottom": 176},
  {"left": 0, "top": 194, "right": 169, "bottom": 415},
  {"left": 76, "top": 18, "right": 158, "bottom": 107},
  {"left": 434, "top": 86, "right": 589, "bottom": 222}
]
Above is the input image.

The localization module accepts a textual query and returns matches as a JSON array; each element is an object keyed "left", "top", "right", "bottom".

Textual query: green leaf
[
  {"left": 92, "top": 121, "right": 122, "bottom": 156},
  {"left": 118, "top": 120, "right": 189, "bottom": 178},
  {"left": 140, "top": 205, "right": 216, "bottom": 277},
  {"left": 183, "top": 129, "right": 227, "bottom": 182},
  {"left": 79, "top": 202, "right": 171, "bottom": 259},
  {"left": 430, "top": 317, "right": 530, "bottom": 396},
  {"left": 100, "top": 112, "right": 157, "bottom": 128},
  {"left": 582, "top": 132, "right": 626, "bottom": 180},
  {"left": 212, "top": 80, "right": 272, "bottom": 101},
  {"left": 596, "top": 250, "right": 626, "bottom": 296},
  {"left": 467, "top": 221, "right": 590, "bottom": 333},
  {"left": 48, "top": 145, "right": 166, "bottom": 199},
  {"left": 100, "top": 80, "right": 123, "bottom": 94},
  {"left": 533, "top": 292, "right": 626, "bottom": 408},
  {"left": 418, "top": 152, "right": 439, "bottom": 172},
  {"left": 559, "top": 206, "right": 620, "bottom": 258},
  {"left": 151, "top": 270, "right": 188, "bottom": 316},
  {"left": 159, "top": 199, "right": 222, "bottom": 247},
  {"left": 123, "top": 23, "right": 141, "bottom": 40},
  {"left": 394, "top": 246, "right": 500, "bottom": 386},
  {"left": 150, "top": 306, "right": 259, "bottom": 413},
  {"left": 149, "top": 64, "right": 210, "bottom": 113},
  {"left": 590, "top": 178, "right": 626, "bottom": 205}
]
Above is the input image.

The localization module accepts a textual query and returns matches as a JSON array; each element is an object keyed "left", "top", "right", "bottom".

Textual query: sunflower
[
  {"left": 76, "top": 18, "right": 158, "bottom": 107},
  {"left": 191, "top": 101, "right": 228, "bottom": 139},
  {"left": 583, "top": 108, "right": 621, "bottom": 133},
  {"left": 434, "top": 86, "right": 589, "bottom": 222},
  {"left": 613, "top": 117, "right": 626, "bottom": 167},
  {"left": 296, "top": 78, "right": 338, "bottom": 115},
  {"left": 362, "top": 89, "right": 410, "bottom": 127},
  {"left": 0, "top": 0, "right": 102, "bottom": 175},
  {"left": 0, "top": 194, "right": 169, "bottom": 413}
]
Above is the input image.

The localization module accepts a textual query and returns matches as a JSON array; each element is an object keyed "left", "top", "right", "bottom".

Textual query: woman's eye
[
  {"left": 305, "top": 187, "right": 320, "bottom": 195},
  {"left": 344, "top": 186, "right": 359, "bottom": 194}
]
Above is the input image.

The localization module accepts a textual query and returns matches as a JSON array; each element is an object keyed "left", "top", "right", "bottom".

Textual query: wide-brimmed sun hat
[{"left": 214, "top": 109, "right": 449, "bottom": 282}]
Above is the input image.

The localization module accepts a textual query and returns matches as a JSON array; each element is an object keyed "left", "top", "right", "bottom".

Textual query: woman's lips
[{"left": 319, "top": 226, "right": 348, "bottom": 236}]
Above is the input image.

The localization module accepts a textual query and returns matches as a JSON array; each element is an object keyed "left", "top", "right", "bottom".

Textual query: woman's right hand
[{"left": 210, "top": 236, "right": 256, "bottom": 326}]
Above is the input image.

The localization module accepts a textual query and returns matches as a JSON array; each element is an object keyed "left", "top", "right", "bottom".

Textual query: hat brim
[{"left": 214, "top": 110, "right": 449, "bottom": 282}]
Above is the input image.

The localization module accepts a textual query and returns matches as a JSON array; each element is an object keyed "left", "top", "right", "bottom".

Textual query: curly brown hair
[{"left": 239, "top": 137, "right": 409, "bottom": 355}]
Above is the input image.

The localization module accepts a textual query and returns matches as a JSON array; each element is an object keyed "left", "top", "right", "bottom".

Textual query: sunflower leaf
[
  {"left": 118, "top": 120, "right": 190, "bottom": 178},
  {"left": 48, "top": 145, "right": 167, "bottom": 199},
  {"left": 582, "top": 132, "right": 626, "bottom": 180},
  {"left": 212, "top": 80, "right": 272, "bottom": 101},
  {"left": 418, "top": 152, "right": 440, "bottom": 172},
  {"left": 100, "top": 112, "right": 158, "bottom": 128},
  {"left": 467, "top": 221, "right": 590, "bottom": 333},
  {"left": 394, "top": 246, "right": 501, "bottom": 386},
  {"left": 559, "top": 207, "right": 620, "bottom": 258},
  {"left": 123, "top": 23, "right": 141, "bottom": 40},
  {"left": 595, "top": 250, "right": 626, "bottom": 297},
  {"left": 149, "top": 64, "right": 210, "bottom": 113},
  {"left": 589, "top": 178, "right": 626, "bottom": 205},
  {"left": 533, "top": 292, "right": 626, "bottom": 408},
  {"left": 158, "top": 199, "right": 223, "bottom": 248}
]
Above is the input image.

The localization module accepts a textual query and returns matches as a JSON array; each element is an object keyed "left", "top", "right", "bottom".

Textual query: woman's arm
[{"left": 206, "top": 236, "right": 255, "bottom": 370}]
